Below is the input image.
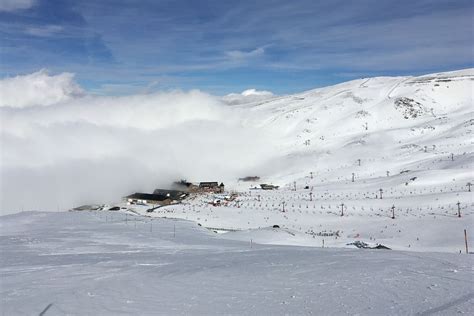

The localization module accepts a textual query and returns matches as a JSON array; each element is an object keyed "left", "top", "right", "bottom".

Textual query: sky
[{"left": 0, "top": 0, "right": 472, "bottom": 95}]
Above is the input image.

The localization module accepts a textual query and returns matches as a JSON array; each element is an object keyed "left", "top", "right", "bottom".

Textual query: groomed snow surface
[{"left": 1, "top": 211, "right": 473, "bottom": 315}]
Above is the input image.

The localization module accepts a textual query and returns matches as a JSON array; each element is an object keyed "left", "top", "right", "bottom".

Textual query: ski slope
[
  {"left": 1, "top": 211, "right": 472, "bottom": 315},
  {"left": 121, "top": 69, "right": 473, "bottom": 253}
]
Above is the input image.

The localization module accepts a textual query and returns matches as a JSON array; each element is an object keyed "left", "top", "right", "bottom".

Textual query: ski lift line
[{"left": 387, "top": 78, "right": 411, "bottom": 99}]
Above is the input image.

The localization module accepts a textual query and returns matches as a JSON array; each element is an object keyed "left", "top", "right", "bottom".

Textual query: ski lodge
[
  {"left": 198, "top": 182, "right": 225, "bottom": 193},
  {"left": 125, "top": 189, "right": 187, "bottom": 206}
]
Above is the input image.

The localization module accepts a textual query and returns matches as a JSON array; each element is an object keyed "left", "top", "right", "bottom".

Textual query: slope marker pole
[{"left": 464, "top": 229, "right": 469, "bottom": 254}]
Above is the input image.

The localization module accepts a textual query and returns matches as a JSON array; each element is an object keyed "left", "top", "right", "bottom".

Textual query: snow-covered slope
[
  {"left": 124, "top": 69, "right": 473, "bottom": 253},
  {"left": 235, "top": 69, "right": 473, "bottom": 180},
  {"left": 1, "top": 211, "right": 472, "bottom": 315}
]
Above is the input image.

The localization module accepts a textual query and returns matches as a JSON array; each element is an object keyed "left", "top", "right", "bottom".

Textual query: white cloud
[
  {"left": 0, "top": 0, "right": 36, "bottom": 12},
  {"left": 222, "top": 88, "right": 275, "bottom": 105},
  {"left": 0, "top": 69, "right": 84, "bottom": 108},
  {"left": 0, "top": 71, "right": 279, "bottom": 213},
  {"left": 225, "top": 47, "right": 265, "bottom": 60},
  {"left": 25, "top": 25, "right": 64, "bottom": 37},
  {"left": 241, "top": 88, "right": 273, "bottom": 97}
]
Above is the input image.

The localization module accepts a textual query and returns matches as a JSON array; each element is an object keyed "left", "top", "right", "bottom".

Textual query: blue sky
[{"left": 1, "top": 0, "right": 472, "bottom": 95}]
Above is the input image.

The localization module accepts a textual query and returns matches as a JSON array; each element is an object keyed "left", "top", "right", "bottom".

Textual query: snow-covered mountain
[
  {"left": 233, "top": 69, "right": 473, "bottom": 184},
  {"left": 124, "top": 69, "right": 473, "bottom": 253}
]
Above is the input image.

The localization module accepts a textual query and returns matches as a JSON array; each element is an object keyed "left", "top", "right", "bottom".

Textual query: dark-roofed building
[
  {"left": 125, "top": 193, "right": 173, "bottom": 206},
  {"left": 125, "top": 188, "right": 188, "bottom": 206},
  {"left": 260, "top": 184, "right": 279, "bottom": 190},
  {"left": 124, "top": 190, "right": 187, "bottom": 205},
  {"left": 152, "top": 189, "right": 188, "bottom": 200},
  {"left": 199, "top": 182, "right": 225, "bottom": 193},
  {"left": 199, "top": 181, "right": 218, "bottom": 188}
]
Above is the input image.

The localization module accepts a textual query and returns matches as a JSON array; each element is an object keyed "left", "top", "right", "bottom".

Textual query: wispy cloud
[
  {"left": 0, "top": 0, "right": 36, "bottom": 12},
  {"left": 24, "top": 24, "right": 63, "bottom": 37},
  {"left": 225, "top": 47, "right": 265, "bottom": 61}
]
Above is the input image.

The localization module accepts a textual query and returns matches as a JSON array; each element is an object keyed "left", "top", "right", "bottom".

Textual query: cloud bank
[
  {"left": 0, "top": 71, "right": 278, "bottom": 214},
  {"left": 0, "top": 69, "right": 84, "bottom": 108}
]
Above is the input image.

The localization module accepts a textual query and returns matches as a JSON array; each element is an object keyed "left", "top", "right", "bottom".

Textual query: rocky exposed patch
[
  {"left": 394, "top": 97, "right": 427, "bottom": 119},
  {"left": 355, "top": 110, "right": 370, "bottom": 118}
]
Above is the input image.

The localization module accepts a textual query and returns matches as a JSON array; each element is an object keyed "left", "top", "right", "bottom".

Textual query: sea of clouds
[{"left": 0, "top": 70, "right": 279, "bottom": 214}]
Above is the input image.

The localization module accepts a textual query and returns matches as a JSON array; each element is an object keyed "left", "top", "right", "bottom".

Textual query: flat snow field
[{"left": 1, "top": 211, "right": 473, "bottom": 315}]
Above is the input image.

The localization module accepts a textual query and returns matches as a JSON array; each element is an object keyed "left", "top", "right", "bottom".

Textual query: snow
[
  {"left": 109, "top": 68, "right": 474, "bottom": 253},
  {"left": 1, "top": 211, "right": 473, "bottom": 315}
]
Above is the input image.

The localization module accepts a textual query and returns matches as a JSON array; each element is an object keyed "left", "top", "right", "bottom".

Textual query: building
[
  {"left": 125, "top": 193, "right": 172, "bottom": 206},
  {"left": 152, "top": 189, "right": 188, "bottom": 200},
  {"left": 260, "top": 184, "right": 279, "bottom": 190},
  {"left": 125, "top": 188, "right": 188, "bottom": 206},
  {"left": 198, "top": 182, "right": 225, "bottom": 193}
]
